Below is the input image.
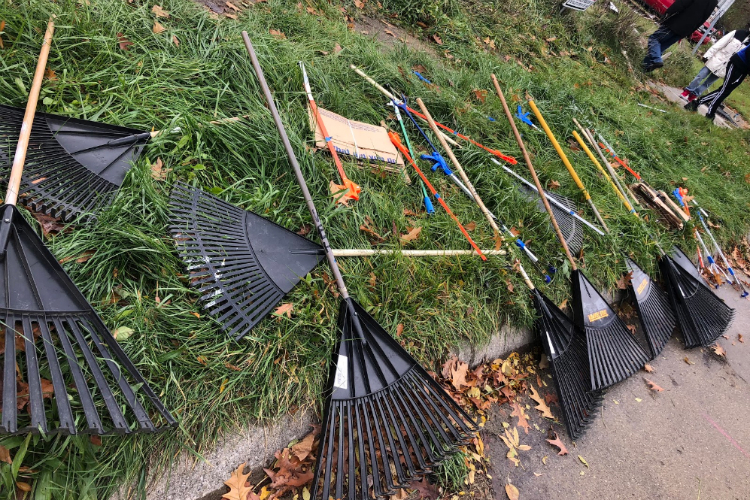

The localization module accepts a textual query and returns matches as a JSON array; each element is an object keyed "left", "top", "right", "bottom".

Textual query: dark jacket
[{"left": 661, "top": 0, "right": 718, "bottom": 38}]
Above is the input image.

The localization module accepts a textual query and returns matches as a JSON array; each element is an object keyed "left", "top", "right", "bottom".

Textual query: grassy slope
[{"left": 0, "top": 0, "right": 749, "bottom": 497}]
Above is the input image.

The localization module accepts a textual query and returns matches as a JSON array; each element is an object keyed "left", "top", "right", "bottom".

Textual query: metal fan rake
[{"left": 0, "top": 104, "right": 152, "bottom": 222}]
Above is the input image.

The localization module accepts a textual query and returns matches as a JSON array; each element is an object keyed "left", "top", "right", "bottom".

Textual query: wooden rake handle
[
  {"left": 6, "top": 18, "right": 55, "bottom": 206},
  {"left": 491, "top": 75, "right": 577, "bottom": 271}
]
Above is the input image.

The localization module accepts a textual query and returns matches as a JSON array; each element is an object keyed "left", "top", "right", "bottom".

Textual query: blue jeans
[
  {"left": 686, "top": 66, "right": 719, "bottom": 96},
  {"left": 642, "top": 26, "right": 682, "bottom": 68}
]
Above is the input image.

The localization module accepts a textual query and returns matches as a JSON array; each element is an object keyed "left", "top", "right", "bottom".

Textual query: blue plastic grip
[
  {"left": 413, "top": 71, "right": 432, "bottom": 84},
  {"left": 420, "top": 151, "right": 453, "bottom": 176},
  {"left": 423, "top": 195, "right": 435, "bottom": 214}
]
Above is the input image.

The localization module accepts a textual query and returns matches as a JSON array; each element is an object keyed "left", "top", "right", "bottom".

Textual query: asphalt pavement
[{"left": 484, "top": 284, "right": 750, "bottom": 500}]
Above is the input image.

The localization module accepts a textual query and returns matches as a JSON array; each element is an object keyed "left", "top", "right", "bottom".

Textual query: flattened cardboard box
[{"left": 308, "top": 105, "right": 404, "bottom": 166}]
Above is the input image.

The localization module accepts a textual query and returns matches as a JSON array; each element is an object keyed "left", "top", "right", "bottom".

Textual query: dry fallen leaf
[
  {"left": 400, "top": 226, "right": 422, "bottom": 243},
  {"left": 644, "top": 378, "right": 664, "bottom": 392},
  {"left": 548, "top": 179, "right": 561, "bottom": 190},
  {"left": 643, "top": 363, "right": 654, "bottom": 373},
  {"left": 225, "top": 1, "right": 240, "bottom": 11},
  {"left": 578, "top": 455, "right": 589, "bottom": 468},
  {"left": 546, "top": 432, "right": 568, "bottom": 455},
  {"left": 712, "top": 344, "right": 726, "bottom": 357},
  {"left": 333, "top": 42, "right": 343, "bottom": 54},
  {"left": 0, "top": 445, "right": 11, "bottom": 464},
  {"left": 0, "top": 20, "right": 5, "bottom": 50},
  {"left": 450, "top": 360, "right": 469, "bottom": 390},
  {"left": 274, "top": 303, "right": 294, "bottom": 318},
  {"left": 431, "top": 34, "right": 443, "bottom": 45},
  {"left": 739, "top": 334, "right": 744, "bottom": 343},
  {"left": 465, "top": 221, "right": 477, "bottom": 231},
  {"left": 683, "top": 356, "right": 695, "bottom": 365},
  {"left": 409, "top": 476, "right": 440, "bottom": 500},
  {"left": 269, "top": 29, "right": 286, "bottom": 39},
  {"left": 511, "top": 401, "right": 530, "bottom": 434},
  {"left": 290, "top": 431, "right": 315, "bottom": 461},
  {"left": 153, "top": 21, "right": 166, "bottom": 34},
  {"left": 472, "top": 89, "right": 487, "bottom": 103},
  {"left": 529, "top": 384, "right": 554, "bottom": 419},
  {"left": 505, "top": 483, "right": 520, "bottom": 500},
  {"left": 150, "top": 158, "right": 171, "bottom": 181},
  {"left": 152, "top": 5, "right": 170, "bottom": 18},
  {"left": 396, "top": 323, "right": 404, "bottom": 337},
  {"left": 616, "top": 271, "right": 633, "bottom": 290},
  {"left": 222, "top": 463, "right": 254, "bottom": 500},
  {"left": 117, "top": 32, "right": 134, "bottom": 51},
  {"left": 45, "top": 68, "right": 57, "bottom": 81},
  {"left": 172, "top": 35, "right": 180, "bottom": 46}
]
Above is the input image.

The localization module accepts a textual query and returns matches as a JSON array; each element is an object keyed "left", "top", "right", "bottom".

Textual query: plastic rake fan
[
  {"left": 0, "top": 104, "right": 151, "bottom": 221},
  {"left": 168, "top": 182, "right": 325, "bottom": 341},
  {"left": 625, "top": 258, "right": 676, "bottom": 359},
  {"left": 532, "top": 289, "right": 603, "bottom": 440},
  {"left": 660, "top": 247, "right": 735, "bottom": 348}
]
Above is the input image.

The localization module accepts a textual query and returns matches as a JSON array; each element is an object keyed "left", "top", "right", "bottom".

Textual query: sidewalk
[{"left": 485, "top": 285, "right": 750, "bottom": 499}]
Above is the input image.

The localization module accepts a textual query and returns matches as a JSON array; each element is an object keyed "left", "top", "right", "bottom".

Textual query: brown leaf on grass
[
  {"left": 626, "top": 324, "right": 637, "bottom": 335},
  {"left": 354, "top": 0, "right": 365, "bottom": 8},
  {"left": 152, "top": 5, "right": 170, "bottom": 18},
  {"left": 511, "top": 401, "right": 530, "bottom": 434},
  {"left": 172, "top": 35, "right": 180, "bottom": 46},
  {"left": 505, "top": 484, "right": 520, "bottom": 500},
  {"left": 643, "top": 363, "right": 654, "bottom": 373},
  {"left": 359, "top": 216, "right": 385, "bottom": 242},
  {"left": 117, "top": 32, "right": 134, "bottom": 51},
  {"left": 0, "top": 20, "right": 5, "bottom": 49},
  {"left": 333, "top": 43, "right": 343, "bottom": 54},
  {"left": 75, "top": 250, "right": 96, "bottom": 264},
  {"left": 529, "top": 384, "right": 554, "bottom": 419},
  {"left": 225, "top": 1, "right": 240, "bottom": 11},
  {"left": 400, "top": 226, "right": 422, "bottom": 243},
  {"left": 45, "top": 68, "right": 57, "bottom": 81},
  {"left": 90, "top": 435, "right": 102, "bottom": 446},
  {"left": 567, "top": 139, "right": 581, "bottom": 152},
  {"left": 644, "top": 378, "right": 664, "bottom": 392},
  {"left": 712, "top": 344, "right": 726, "bottom": 357},
  {"left": 150, "top": 158, "right": 171, "bottom": 181},
  {"left": 269, "top": 29, "right": 286, "bottom": 39},
  {"left": 396, "top": 323, "right": 404, "bottom": 337},
  {"left": 616, "top": 271, "right": 633, "bottom": 289},
  {"left": 409, "top": 476, "right": 440, "bottom": 500},
  {"left": 222, "top": 463, "right": 254, "bottom": 500},
  {"left": 431, "top": 34, "right": 443, "bottom": 45},
  {"left": 465, "top": 221, "right": 477, "bottom": 231},
  {"left": 16, "top": 483, "right": 31, "bottom": 492},
  {"left": 472, "top": 89, "right": 487, "bottom": 103},
  {"left": 32, "top": 212, "right": 66, "bottom": 238},
  {"left": 0, "top": 445, "right": 11, "bottom": 464},
  {"left": 274, "top": 303, "right": 293, "bottom": 318},
  {"left": 450, "top": 360, "right": 469, "bottom": 390},
  {"left": 494, "top": 232, "right": 503, "bottom": 251},
  {"left": 548, "top": 179, "right": 561, "bottom": 190},
  {"left": 153, "top": 21, "right": 166, "bottom": 34},
  {"left": 546, "top": 431, "right": 568, "bottom": 455},
  {"left": 225, "top": 13, "right": 238, "bottom": 19}
]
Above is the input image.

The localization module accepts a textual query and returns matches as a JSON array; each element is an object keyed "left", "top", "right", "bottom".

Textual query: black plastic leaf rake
[
  {"left": 169, "top": 182, "right": 325, "bottom": 341},
  {"left": 0, "top": 20, "right": 175, "bottom": 436},
  {"left": 241, "top": 35, "right": 476, "bottom": 499},
  {"left": 625, "top": 258, "right": 676, "bottom": 359},
  {"left": 0, "top": 104, "right": 153, "bottom": 222},
  {"left": 494, "top": 78, "right": 602, "bottom": 440},
  {"left": 661, "top": 246, "right": 735, "bottom": 348}
]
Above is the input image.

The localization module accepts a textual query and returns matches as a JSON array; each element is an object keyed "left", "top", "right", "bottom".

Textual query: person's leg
[
  {"left": 643, "top": 26, "right": 676, "bottom": 69},
  {"left": 695, "top": 73, "right": 720, "bottom": 96},
  {"left": 686, "top": 66, "right": 712, "bottom": 94},
  {"left": 698, "top": 60, "right": 747, "bottom": 118}
]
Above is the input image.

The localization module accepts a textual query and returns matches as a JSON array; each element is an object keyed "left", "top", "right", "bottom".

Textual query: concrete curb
[{"left": 123, "top": 325, "right": 535, "bottom": 500}]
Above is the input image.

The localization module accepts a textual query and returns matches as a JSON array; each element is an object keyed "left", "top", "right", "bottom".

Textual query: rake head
[
  {"left": 168, "top": 183, "right": 324, "bottom": 340},
  {"left": 532, "top": 289, "right": 603, "bottom": 440},
  {"left": 571, "top": 270, "right": 650, "bottom": 390},
  {"left": 0, "top": 205, "right": 174, "bottom": 435},
  {"left": 660, "top": 248, "right": 735, "bottom": 348},
  {"left": 0, "top": 104, "right": 150, "bottom": 222},
  {"left": 313, "top": 298, "right": 476, "bottom": 499},
  {"left": 519, "top": 184, "right": 583, "bottom": 255},
  {"left": 625, "top": 258, "right": 676, "bottom": 359}
]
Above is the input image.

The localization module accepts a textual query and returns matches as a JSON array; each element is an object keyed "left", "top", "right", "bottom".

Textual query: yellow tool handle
[
  {"left": 528, "top": 100, "right": 591, "bottom": 199},
  {"left": 572, "top": 131, "right": 638, "bottom": 217}
]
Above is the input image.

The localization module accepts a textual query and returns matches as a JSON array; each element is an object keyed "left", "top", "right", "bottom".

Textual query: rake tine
[
  {"left": 21, "top": 316, "right": 47, "bottom": 433},
  {"left": 37, "top": 320, "right": 75, "bottom": 434},
  {"left": 2, "top": 321, "right": 18, "bottom": 434}
]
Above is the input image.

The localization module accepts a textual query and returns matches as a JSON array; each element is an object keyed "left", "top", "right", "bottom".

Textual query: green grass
[{"left": 0, "top": 0, "right": 749, "bottom": 498}]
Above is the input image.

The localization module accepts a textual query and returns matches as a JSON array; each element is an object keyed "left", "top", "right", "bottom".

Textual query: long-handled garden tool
[
  {"left": 568, "top": 122, "right": 676, "bottom": 359},
  {"left": 500, "top": 87, "right": 649, "bottom": 390},
  {"left": 494, "top": 78, "right": 603, "bottom": 439},
  {"left": 0, "top": 19, "right": 175, "bottom": 436},
  {"left": 492, "top": 158, "right": 605, "bottom": 256},
  {"left": 246, "top": 34, "right": 477, "bottom": 498},
  {"left": 693, "top": 200, "right": 749, "bottom": 297},
  {"left": 528, "top": 101, "right": 610, "bottom": 234},
  {"left": 660, "top": 246, "right": 735, "bottom": 347},
  {"left": 350, "top": 65, "right": 517, "bottom": 164},
  {"left": 300, "top": 62, "right": 361, "bottom": 204},
  {"left": 392, "top": 96, "right": 553, "bottom": 280}
]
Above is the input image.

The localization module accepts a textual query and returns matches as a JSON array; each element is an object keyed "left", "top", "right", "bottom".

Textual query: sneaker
[
  {"left": 643, "top": 62, "right": 664, "bottom": 72},
  {"left": 688, "top": 94, "right": 698, "bottom": 102},
  {"left": 684, "top": 100, "right": 699, "bottom": 112},
  {"left": 681, "top": 89, "right": 690, "bottom": 98},
  {"left": 706, "top": 113, "right": 715, "bottom": 121}
]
